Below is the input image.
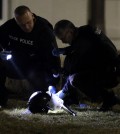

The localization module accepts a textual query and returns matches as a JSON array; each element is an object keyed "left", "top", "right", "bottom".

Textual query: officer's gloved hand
[
  {"left": 48, "top": 86, "right": 57, "bottom": 94},
  {"left": 55, "top": 90, "right": 66, "bottom": 99},
  {"left": 52, "top": 48, "right": 65, "bottom": 57}
]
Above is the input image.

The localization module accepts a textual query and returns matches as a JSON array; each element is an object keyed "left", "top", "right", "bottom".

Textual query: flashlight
[
  {"left": 6, "top": 54, "right": 12, "bottom": 60},
  {"left": 0, "top": 50, "right": 12, "bottom": 60}
]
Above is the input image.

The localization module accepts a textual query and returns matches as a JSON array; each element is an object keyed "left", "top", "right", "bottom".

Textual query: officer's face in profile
[
  {"left": 15, "top": 11, "right": 35, "bottom": 33},
  {"left": 57, "top": 28, "right": 74, "bottom": 44}
]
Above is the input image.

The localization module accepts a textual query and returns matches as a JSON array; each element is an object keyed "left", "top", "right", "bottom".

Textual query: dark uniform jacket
[
  {"left": 62, "top": 25, "right": 119, "bottom": 88},
  {"left": 0, "top": 14, "right": 60, "bottom": 74}
]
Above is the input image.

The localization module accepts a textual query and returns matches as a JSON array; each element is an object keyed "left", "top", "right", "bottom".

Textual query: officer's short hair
[
  {"left": 54, "top": 20, "right": 75, "bottom": 36},
  {"left": 14, "top": 5, "right": 31, "bottom": 16}
]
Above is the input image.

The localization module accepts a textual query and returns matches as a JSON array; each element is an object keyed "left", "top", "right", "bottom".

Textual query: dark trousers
[
  {"left": 62, "top": 71, "right": 118, "bottom": 105},
  {"left": 0, "top": 61, "right": 55, "bottom": 106}
]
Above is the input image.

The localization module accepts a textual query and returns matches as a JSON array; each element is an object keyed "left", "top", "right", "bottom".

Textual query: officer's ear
[
  {"left": 31, "top": 13, "right": 36, "bottom": 22},
  {"left": 31, "top": 13, "right": 34, "bottom": 19}
]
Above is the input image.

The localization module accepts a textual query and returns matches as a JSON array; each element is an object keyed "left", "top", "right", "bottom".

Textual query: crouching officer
[
  {"left": 0, "top": 5, "right": 61, "bottom": 107},
  {"left": 53, "top": 20, "right": 120, "bottom": 111}
]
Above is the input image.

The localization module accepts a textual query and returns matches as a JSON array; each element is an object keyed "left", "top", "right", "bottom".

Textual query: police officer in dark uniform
[
  {"left": 53, "top": 19, "right": 120, "bottom": 111},
  {"left": 0, "top": 5, "right": 61, "bottom": 106}
]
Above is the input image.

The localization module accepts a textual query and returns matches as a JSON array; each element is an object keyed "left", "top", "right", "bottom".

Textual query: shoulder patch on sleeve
[{"left": 95, "top": 27, "right": 101, "bottom": 35}]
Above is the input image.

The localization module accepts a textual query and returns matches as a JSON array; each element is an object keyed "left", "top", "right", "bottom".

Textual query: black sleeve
[
  {"left": 40, "top": 26, "right": 61, "bottom": 73},
  {"left": 95, "top": 29, "right": 118, "bottom": 64},
  {"left": 0, "top": 21, "right": 11, "bottom": 50},
  {"left": 86, "top": 25, "right": 118, "bottom": 64}
]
